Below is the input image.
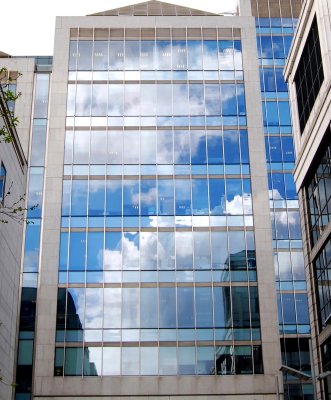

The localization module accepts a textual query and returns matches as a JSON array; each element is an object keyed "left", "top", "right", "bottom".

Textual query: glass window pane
[
  {"left": 65, "top": 347, "right": 83, "bottom": 375},
  {"left": 103, "top": 347, "right": 121, "bottom": 375},
  {"left": 196, "top": 287, "right": 213, "bottom": 327},
  {"left": 122, "top": 288, "right": 139, "bottom": 328},
  {"left": 93, "top": 41, "right": 108, "bottom": 70},
  {"left": 158, "top": 231, "right": 175, "bottom": 270},
  {"left": 159, "top": 287, "right": 176, "bottom": 328},
  {"left": 141, "top": 347, "right": 158, "bottom": 375},
  {"left": 158, "top": 179, "right": 174, "bottom": 215},
  {"left": 178, "top": 347, "right": 195, "bottom": 375},
  {"left": 104, "top": 288, "right": 121, "bottom": 328},
  {"left": 176, "top": 232, "right": 193, "bottom": 270},
  {"left": 177, "top": 287, "right": 194, "bottom": 328}
]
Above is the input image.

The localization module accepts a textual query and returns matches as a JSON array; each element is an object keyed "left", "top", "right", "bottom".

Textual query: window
[
  {"left": 0, "top": 163, "right": 6, "bottom": 203},
  {"left": 294, "top": 17, "right": 324, "bottom": 133}
]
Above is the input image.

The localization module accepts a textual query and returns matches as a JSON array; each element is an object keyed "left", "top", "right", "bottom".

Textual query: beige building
[
  {"left": 285, "top": 0, "right": 331, "bottom": 399},
  {"left": 0, "top": 61, "right": 28, "bottom": 400}
]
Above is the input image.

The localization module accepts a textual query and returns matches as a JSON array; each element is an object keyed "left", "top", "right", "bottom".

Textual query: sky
[{"left": 0, "top": 0, "right": 238, "bottom": 56}]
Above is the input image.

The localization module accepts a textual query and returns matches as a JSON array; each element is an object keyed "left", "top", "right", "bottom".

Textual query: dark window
[
  {"left": 0, "top": 162, "right": 6, "bottom": 203},
  {"left": 314, "top": 238, "right": 331, "bottom": 327},
  {"left": 294, "top": 17, "right": 324, "bottom": 133},
  {"left": 305, "top": 131, "right": 331, "bottom": 246}
]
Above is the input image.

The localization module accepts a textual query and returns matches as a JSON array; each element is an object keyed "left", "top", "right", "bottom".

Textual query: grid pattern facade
[
  {"left": 54, "top": 29, "right": 265, "bottom": 377},
  {"left": 294, "top": 17, "right": 324, "bottom": 134},
  {"left": 256, "top": 15, "right": 313, "bottom": 400},
  {"left": 306, "top": 131, "right": 331, "bottom": 246},
  {"left": 15, "top": 71, "right": 50, "bottom": 399}
]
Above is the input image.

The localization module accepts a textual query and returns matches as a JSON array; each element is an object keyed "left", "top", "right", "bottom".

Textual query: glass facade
[
  {"left": 306, "top": 132, "right": 331, "bottom": 246},
  {"left": 15, "top": 70, "right": 50, "bottom": 400},
  {"left": 294, "top": 17, "right": 324, "bottom": 134},
  {"left": 256, "top": 17, "right": 312, "bottom": 400},
  {"left": 54, "top": 30, "right": 264, "bottom": 376}
]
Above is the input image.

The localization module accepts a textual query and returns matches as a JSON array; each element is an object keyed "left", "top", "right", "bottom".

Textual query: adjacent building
[
  {"left": 0, "top": 0, "right": 318, "bottom": 399},
  {"left": 285, "top": 0, "right": 331, "bottom": 398},
  {"left": 0, "top": 61, "right": 28, "bottom": 400}
]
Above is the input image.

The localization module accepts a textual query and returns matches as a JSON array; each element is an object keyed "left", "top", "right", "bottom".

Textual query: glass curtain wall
[
  {"left": 54, "top": 28, "right": 263, "bottom": 377},
  {"left": 256, "top": 18, "right": 313, "bottom": 400},
  {"left": 15, "top": 65, "right": 51, "bottom": 400}
]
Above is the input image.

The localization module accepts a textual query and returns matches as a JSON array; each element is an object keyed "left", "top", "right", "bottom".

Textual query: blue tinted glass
[
  {"left": 209, "top": 179, "right": 225, "bottom": 215},
  {"left": 87, "top": 232, "right": 104, "bottom": 270},
  {"left": 275, "top": 69, "right": 288, "bottom": 91},
  {"left": 62, "top": 180, "right": 71, "bottom": 216},
  {"left": 106, "top": 180, "right": 122, "bottom": 216},
  {"left": 123, "top": 180, "right": 139, "bottom": 216},
  {"left": 284, "top": 174, "right": 297, "bottom": 199},
  {"left": 59, "top": 232, "right": 69, "bottom": 271},
  {"left": 71, "top": 180, "right": 88, "bottom": 216},
  {"left": 189, "top": 84, "right": 205, "bottom": 115},
  {"left": 263, "top": 69, "right": 276, "bottom": 92},
  {"left": 240, "top": 130, "right": 249, "bottom": 163},
  {"left": 156, "top": 41, "right": 171, "bottom": 69},
  {"left": 207, "top": 131, "right": 223, "bottom": 164},
  {"left": 23, "top": 224, "right": 41, "bottom": 272},
  {"left": 272, "top": 36, "right": 284, "bottom": 58},
  {"left": 104, "top": 232, "right": 122, "bottom": 270},
  {"left": 203, "top": 41, "right": 218, "bottom": 69},
  {"left": 175, "top": 179, "right": 191, "bottom": 215},
  {"left": 191, "top": 131, "right": 207, "bottom": 164},
  {"left": 174, "top": 131, "right": 190, "bottom": 164},
  {"left": 272, "top": 173, "right": 286, "bottom": 199},
  {"left": 141, "top": 179, "right": 156, "bottom": 215},
  {"left": 283, "top": 36, "right": 293, "bottom": 57},
  {"left": 265, "top": 102, "right": 279, "bottom": 126},
  {"left": 260, "top": 36, "right": 273, "bottom": 58},
  {"left": 221, "top": 84, "right": 237, "bottom": 116},
  {"left": 282, "top": 137, "right": 295, "bottom": 162},
  {"left": 205, "top": 84, "right": 220, "bottom": 116},
  {"left": 89, "top": 180, "right": 105, "bottom": 216},
  {"left": 158, "top": 179, "right": 174, "bottom": 215},
  {"left": 282, "top": 293, "right": 296, "bottom": 324},
  {"left": 69, "top": 232, "right": 86, "bottom": 270},
  {"left": 187, "top": 41, "right": 202, "bottom": 70},
  {"left": 172, "top": 41, "right": 187, "bottom": 70},
  {"left": 192, "top": 179, "right": 209, "bottom": 215},
  {"left": 295, "top": 294, "right": 309, "bottom": 324},
  {"left": 268, "top": 137, "right": 282, "bottom": 162},
  {"left": 224, "top": 131, "right": 240, "bottom": 164},
  {"left": 278, "top": 102, "right": 291, "bottom": 126},
  {"left": 27, "top": 168, "right": 44, "bottom": 218}
]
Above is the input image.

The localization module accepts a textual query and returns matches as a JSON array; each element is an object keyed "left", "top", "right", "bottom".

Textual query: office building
[
  {"left": 0, "top": 0, "right": 314, "bottom": 399},
  {"left": 0, "top": 61, "right": 28, "bottom": 400},
  {"left": 285, "top": 0, "right": 331, "bottom": 398}
]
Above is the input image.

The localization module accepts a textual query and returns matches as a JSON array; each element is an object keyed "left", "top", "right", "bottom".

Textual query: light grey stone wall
[
  {"left": 0, "top": 58, "right": 35, "bottom": 158},
  {"left": 0, "top": 114, "right": 27, "bottom": 400}
]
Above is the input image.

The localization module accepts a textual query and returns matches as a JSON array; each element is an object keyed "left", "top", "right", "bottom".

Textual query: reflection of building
[
  {"left": 0, "top": 65, "right": 27, "bottom": 400},
  {"left": 284, "top": 0, "right": 331, "bottom": 398},
  {"left": 0, "top": 0, "right": 315, "bottom": 399}
]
